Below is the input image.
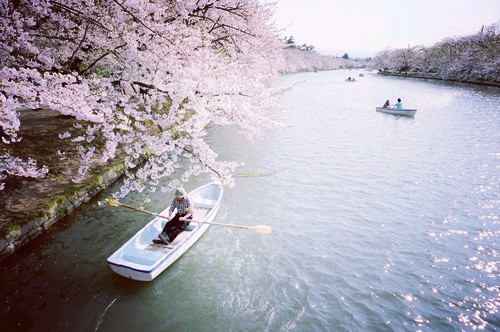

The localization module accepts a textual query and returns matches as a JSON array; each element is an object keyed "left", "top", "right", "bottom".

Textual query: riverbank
[
  {"left": 377, "top": 71, "right": 500, "bottom": 88},
  {"left": 0, "top": 109, "right": 126, "bottom": 262}
]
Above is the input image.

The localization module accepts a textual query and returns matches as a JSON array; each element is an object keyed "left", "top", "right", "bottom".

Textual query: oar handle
[
  {"left": 116, "top": 202, "right": 169, "bottom": 219},
  {"left": 190, "top": 219, "right": 271, "bottom": 234},
  {"left": 191, "top": 219, "right": 255, "bottom": 230}
]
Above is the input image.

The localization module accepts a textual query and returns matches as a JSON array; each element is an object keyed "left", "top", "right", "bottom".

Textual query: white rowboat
[
  {"left": 107, "top": 182, "right": 223, "bottom": 281},
  {"left": 376, "top": 107, "right": 417, "bottom": 116}
]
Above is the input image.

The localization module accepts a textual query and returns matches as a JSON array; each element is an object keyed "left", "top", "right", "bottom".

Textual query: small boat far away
[
  {"left": 107, "top": 182, "right": 223, "bottom": 281},
  {"left": 375, "top": 107, "right": 417, "bottom": 117}
]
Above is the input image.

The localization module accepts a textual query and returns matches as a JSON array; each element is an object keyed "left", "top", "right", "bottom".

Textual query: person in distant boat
[
  {"left": 153, "top": 188, "right": 193, "bottom": 245},
  {"left": 393, "top": 98, "right": 403, "bottom": 109},
  {"left": 383, "top": 100, "right": 391, "bottom": 108}
]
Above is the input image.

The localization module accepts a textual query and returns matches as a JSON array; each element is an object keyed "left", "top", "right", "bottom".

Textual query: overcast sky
[{"left": 271, "top": 0, "right": 500, "bottom": 57}]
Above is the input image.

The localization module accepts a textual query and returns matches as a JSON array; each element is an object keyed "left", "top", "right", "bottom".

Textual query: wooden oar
[
  {"left": 191, "top": 219, "right": 272, "bottom": 235},
  {"left": 107, "top": 199, "right": 272, "bottom": 234}
]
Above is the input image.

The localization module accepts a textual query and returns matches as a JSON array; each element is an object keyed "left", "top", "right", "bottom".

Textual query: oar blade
[
  {"left": 107, "top": 198, "right": 121, "bottom": 207},
  {"left": 254, "top": 225, "right": 273, "bottom": 234}
]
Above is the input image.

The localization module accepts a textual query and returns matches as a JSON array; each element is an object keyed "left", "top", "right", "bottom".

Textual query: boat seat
[
  {"left": 194, "top": 199, "right": 217, "bottom": 209},
  {"left": 184, "top": 208, "right": 210, "bottom": 231},
  {"left": 184, "top": 223, "right": 197, "bottom": 231}
]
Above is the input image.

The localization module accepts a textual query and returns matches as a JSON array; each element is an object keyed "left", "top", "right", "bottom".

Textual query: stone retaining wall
[{"left": 0, "top": 161, "right": 125, "bottom": 262}]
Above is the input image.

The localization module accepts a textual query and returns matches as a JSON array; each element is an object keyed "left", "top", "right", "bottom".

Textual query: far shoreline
[{"left": 377, "top": 71, "right": 500, "bottom": 88}]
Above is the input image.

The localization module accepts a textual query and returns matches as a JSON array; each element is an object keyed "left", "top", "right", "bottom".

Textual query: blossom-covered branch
[{"left": 0, "top": 0, "right": 284, "bottom": 196}]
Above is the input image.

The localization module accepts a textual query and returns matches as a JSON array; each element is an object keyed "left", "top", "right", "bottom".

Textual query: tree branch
[
  {"left": 80, "top": 43, "right": 127, "bottom": 75},
  {"left": 111, "top": 0, "right": 174, "bottom": 45},
  {"left": 67, "top": 23, "right": 89, "bottom": 72},
  {"left": 180, "top": 145, "right": 223, "bottom": 179},
  {"left": 49, "top": 1, "right": 108, "bottom": 30},
  {"left": 131, "top": 81, "right": 171, "bottom": 96}
]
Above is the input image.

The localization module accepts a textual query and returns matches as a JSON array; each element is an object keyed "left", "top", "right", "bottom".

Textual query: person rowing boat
[{"left": 153, "top": 188, "right": 193, "bottom": 245}]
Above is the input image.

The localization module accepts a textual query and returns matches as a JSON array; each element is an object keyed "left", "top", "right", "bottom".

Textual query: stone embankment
[{"left": 0, "top": 109, "right": 125, "bottom": 262}]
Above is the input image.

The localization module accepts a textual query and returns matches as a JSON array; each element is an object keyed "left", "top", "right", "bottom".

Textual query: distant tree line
[
  {"left": 371, "top": 23, "right": 500, "bottom": 84},
  {"left": 279, "top": 47, "right": 365, "bottom": 73},
  {"left": 278, "top": 36, "right": 368, "bottom": 73},
  {"left": 282, "top": 36, "right": 315, "bottom": 51}
]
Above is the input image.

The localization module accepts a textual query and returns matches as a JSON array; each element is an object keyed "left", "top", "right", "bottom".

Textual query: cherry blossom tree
[
  {"left": 372, "top": 23, "right": 499, "bottom": 84},
  {"left": 280, "top": 45, "right": 358, "bottom": 73},
  {"left": 278, "top": 36, "right": 360, "bottom": 73},
  {"left": 0, "top": 0, "right": 285, "bottom": 196}
]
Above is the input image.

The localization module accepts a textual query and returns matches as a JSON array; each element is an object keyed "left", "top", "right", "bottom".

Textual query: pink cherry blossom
[
  {"left": 0, "top": 0, "right": 349, "bottom": 195},
  {"left": 0, "top": 0, "right": 286, "bottom": 195}
]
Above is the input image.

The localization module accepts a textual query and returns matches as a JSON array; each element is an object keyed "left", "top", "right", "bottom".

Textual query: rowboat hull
[
  {"left": 107, "top": 182, "right": 223, "bottom": 281},
  {"left": 376, "top": 107, "right": 417, "bottom": 116}
]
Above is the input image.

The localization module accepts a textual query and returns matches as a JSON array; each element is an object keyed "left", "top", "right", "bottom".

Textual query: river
[{"left": 1, "top": 70, "right": 499, "bottom": 331}]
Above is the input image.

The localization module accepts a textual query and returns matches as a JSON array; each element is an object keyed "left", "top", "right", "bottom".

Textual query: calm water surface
[{"left": 1, "top": 70, "right": 499, "bottom": 331}]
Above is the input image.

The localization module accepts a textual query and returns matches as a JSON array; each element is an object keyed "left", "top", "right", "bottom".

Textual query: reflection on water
[{"left": 1, "top": 70, "right": 498, "bottom": 331}]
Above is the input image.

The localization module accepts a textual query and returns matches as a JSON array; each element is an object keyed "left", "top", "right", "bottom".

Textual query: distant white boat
[
  {"left": 345, "top": 78, "right": 357, "bottom": 82},
  {"left": 376, "top": 107, "right": 417, "bottom": 117},
  {"left": 107, "top": 182, "right": 223, "bottom": 281}
]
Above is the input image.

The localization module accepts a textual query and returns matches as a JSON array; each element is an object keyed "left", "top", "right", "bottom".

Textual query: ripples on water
[
  {"left": 211, "top": 71, "right": 499, "bottom": 331},
  {"left": 0, "top": 70, "right": 498, "bottom": 331}
]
